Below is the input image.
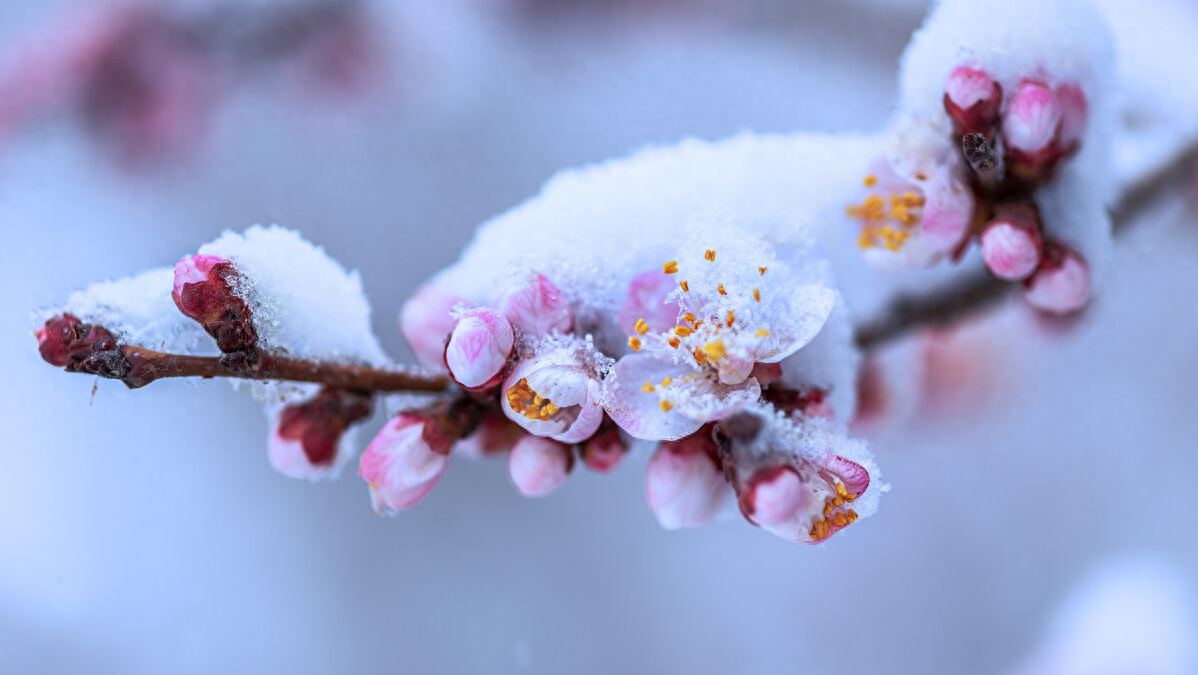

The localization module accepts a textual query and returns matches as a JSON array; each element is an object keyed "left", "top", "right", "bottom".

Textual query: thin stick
[
  {"left": 854, "top": 145, "right": 1198, "bottom": 350},
  {"left": 111, "top": 345, "right": 449, "bottom": 392}
]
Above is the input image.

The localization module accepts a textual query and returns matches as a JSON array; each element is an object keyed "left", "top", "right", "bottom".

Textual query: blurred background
[{"left": 3, "top": 0, "right": 1197, "bottom": 672}]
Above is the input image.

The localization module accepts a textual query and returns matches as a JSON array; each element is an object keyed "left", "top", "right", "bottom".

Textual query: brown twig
[
  {"left": 111, "top": 345, "right": 449, "bottom": 392},
  {"left": 853, "top": 144, "right": 1198, "bottom": 350}
]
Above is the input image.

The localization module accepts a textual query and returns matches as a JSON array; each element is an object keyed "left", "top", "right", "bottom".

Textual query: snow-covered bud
[
  {"left": 359, "top": 414, "right": 450, "bottom": 515},
  {"left": 444, "top": 307, "right": 514, "bottom": 390},
  {"left": 579, "top": 418, "right": 627, "bottom": 473},
  {"left": 1055, "top": 82, "right": 1087, "bottom": 153},
  {"left": 496, "top": 273, "right": 573, "bottom": 336},
  {"left": 36, "top": 313, "right": 118, "bottom": 368},
  {"left": 269, "top": 388, "right": 372, "bottom": 481},
  {"left": 645, "top": 427, "right": 729, "bottom": 530},
  {"left": 501, "top": 344, "right": 604, "bottom": 443},
  {"left": 943, "top": 65, "right": 1002, "bottom": 135},
  {"left": 1023, "top": 242, "right": 1090, "bottom": 315},
  {"left": 508, "top": 435, "right": 574, "bottom": 497},
  {"left": 617, "top": 269, "right": 681, "bottom": 338},
  {"left": 715, "top": 411, "right": 872, "bottom": 544},
  {"left": 172, "top": 254, "right": 258, "bottom": 354},
  {"left": 737, "top": 466, "right": 804, "bottom": 527},
  {"left": 400, "top": 283, "right": 464, "bottom": 371},
  {"left": 980, "top": 202, "right": 1044, "bottom": 280}
]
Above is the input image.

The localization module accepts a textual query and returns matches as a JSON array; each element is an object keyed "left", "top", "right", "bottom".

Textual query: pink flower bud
[
  {"left": 497, "top": 273, "right": 573, "bottom": 336},
  {"left": 36, "top": 313, "right": 117, "bottom": 368},
  {"left": 400, "top": 283, "right": 465, "bottom": 372},
  {"left": 508, "top": 435, "right": 574, "bottom": 497},
  {"left": 359, "top": 414, "right": 450, "bottom": 514},
  {"left": 444, "top": 307, "right": 514, "bottom": 390},
  {"left": 501, "top": 347, "right": 604, "bottom": 444},
  {"left": 1055, "top": 82, "right": 1087, "bottom": 152},
  {"left": 617, "top": 269, "right": 681, "bottom": 338},
  {"left": 738, "top": 466, "right": 804, "bottom": 527},
  {"left": 172, "top": 254, "right": 258, "bottom": 354},
  {"left": 1023, "top": 243, "right": 1090, "bottom": 314},
  {"left": 980, "top": 203, "right": 1043, "bottom": 280},
  {"left": 1002, "top": 80, "right": 1063, "bottom": 156},
  {"left": 579, "top": 419, "right": 627, "bottom": 473},
  {"left": 943, "top": 65, "right": 1002, "bottom": 134},
  {"left": 645, "top": 429, "right": 728, "bottom": 530},
  {"left": 268, "top": 388, "right": 372, "bottom": 481}
]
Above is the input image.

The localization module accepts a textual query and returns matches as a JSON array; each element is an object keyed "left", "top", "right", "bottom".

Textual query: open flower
[
  {"left": 715, "top": 411, "right": 873, "bottom": 544},
  {"left": 500, "top": 340, "right": 605, "bottom": 443},
  {"left": 604, "top": 254, "right": 836, "bottom": 441}
]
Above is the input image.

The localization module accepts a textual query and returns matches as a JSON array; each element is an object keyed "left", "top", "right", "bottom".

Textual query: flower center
[
  {"left": 505, "top": 378, "right": 561, "bottom": 421},
  {"left": 848, "top": 174, "right": 926, "bottom": 251},
  {"left": 808, "top": 479, "right": 859, "bottom": 540}
]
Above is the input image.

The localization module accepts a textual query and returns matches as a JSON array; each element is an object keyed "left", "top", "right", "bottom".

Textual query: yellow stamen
[
  {"left": 628, "top": 336, "right": 641, "bottom": 351},
  {"left": 634, "top": 318, "right": 649, "bottom": 335},
  {"left": 753, "top": 288, "right": 761, "bottom": 302},
  {"left": 759, "top": 267, "right": 767, "bottom": 275},
  {"left": 505, "top": 378, "right": 560, "bottom": 421},
  {"left": 863, "top": 174, "right": 878, "bottom": 187},
  {"left": 668, "top": 337, "right": 681, "bottom": 349},
  {"left": 683, "top": 312, "right": 695, "bottom": 323},
  {"left": 693, "top": 347, "right": 708, "bottom": 365},
  {"left": 679, "top": 280, "right": 689, "bottom": 292},
  {"left": 659, "top": 400, "right": 673, "bottom": 412},
  {"left": 702, "top": 340, "right": 726, "bottom": 362},
  {"left": 754, "top": 329, "right": 769, "bottom": 337},
  {"left": 726, "top": 310, "right": 735, "bottom": 327},
  {"left": 641, "top": 381, "right": 656, "bottom": 393},
  {"left": 663, "top": 261, "right": 679, "bottom": 274},
  {"left": 660, "top": 376, "right": 673, "bottom": 387},
  {"left": 704, "top": 250, "right": 716, "bottom": 261},
  {"left": 674, "top": 325, "right": 693, "bottom": 337},
  {"left": 717, "top": 284, "right": 726, "bottom": 296}
]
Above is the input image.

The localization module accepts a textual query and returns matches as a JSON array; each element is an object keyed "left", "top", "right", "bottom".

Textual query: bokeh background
[{"left": 3, "top": 1, "right": 1197, "bottom": 672}]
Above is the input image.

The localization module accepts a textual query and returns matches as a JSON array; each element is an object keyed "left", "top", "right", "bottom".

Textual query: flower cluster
[{"left": 844, "top": 0, "right": 1113, "bottom": 316}]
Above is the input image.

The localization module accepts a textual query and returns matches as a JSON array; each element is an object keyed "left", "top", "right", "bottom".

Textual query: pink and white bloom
[
  {"left": 645, "top": 428, "right": 730, "bottom": 530},
  {"left": 1002, "top": 80, "right": 1063, "bottom": 157},
  {"left": 755, "top": 454, "right": 871, "bottom": 544},
  {"left": 617, "top": 269, "right": 682, "bottom": 338},
  {"left": 508, "top": 435, "right": 574, "bottom": 497},
  {"left": 1023, "top": 242, "right": 1091, "bottom": 314},
  {"left": 444, "top": 307, "right": 514, "bottom": 390},
  {"left": 359, "top": 414, "right": 450, "bottom": 515},
  {"left": 849, "top": 156, "right": 975, "bottom": 265},
  {"left": 943, "top": 65, "right": 1003, "bottom": 134},
  {"left": 400, "top": 283, "right": 465, "bottom": 371},
  {"left": 501, "top": 343, "right": 605, "bottom": 443},
  {"left": 269, "top": 389, "right": 372, "bottom": 481},
  {"left": 496, "top": 273, "right": 573, "bottom": 336},
  {"left": 604, "top": 260, "right": 836, "bottom": 441},
  {"left": 980, "top": 202, "right": 1044, "bottom": 280}
]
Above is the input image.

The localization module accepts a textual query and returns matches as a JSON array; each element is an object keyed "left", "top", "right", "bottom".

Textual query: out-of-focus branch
[{"left": 854, "top": 144, "right": 1198, "bottom": 350}]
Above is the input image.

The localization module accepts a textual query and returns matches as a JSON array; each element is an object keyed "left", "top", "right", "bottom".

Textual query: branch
[
  {"left": 75, "top": 345, "right": 449, "bottom": 392},
  {"left": 853, "top": 144, "right": 1198, "bottom": 350}
]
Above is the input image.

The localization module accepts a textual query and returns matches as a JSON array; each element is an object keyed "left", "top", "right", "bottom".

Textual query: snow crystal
[
  {"left": 198, "top": 225, "right": 390, "bottom": 367},
  {"left": 54, "top": 267, "right": 210, "bottom": 354}
]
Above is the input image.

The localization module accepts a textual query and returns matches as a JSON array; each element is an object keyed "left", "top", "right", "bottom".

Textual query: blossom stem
[{"left": 855, "top": 143, "right": 1198, "bottom": 350}]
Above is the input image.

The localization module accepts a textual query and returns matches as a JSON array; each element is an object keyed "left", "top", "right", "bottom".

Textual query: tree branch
[
  {"left": 853, "top": 144, "right": 1198, "bottom": 350},
  {"left": 100, "top": 345, "right": 449, "bottom": 392}
]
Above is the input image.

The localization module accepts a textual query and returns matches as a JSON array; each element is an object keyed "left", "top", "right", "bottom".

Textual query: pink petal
[
  {"left": 508, "top": 436, "right": 573, "bottom": 497},
  {"left": 645, "top": 437, "right": 729, "bottom": 530},
  {"left": 602, "top": 354, "right": 703, "bottom": 441},
  {"left": 497, "top": 273, "right": 573, "bottom": 336}
]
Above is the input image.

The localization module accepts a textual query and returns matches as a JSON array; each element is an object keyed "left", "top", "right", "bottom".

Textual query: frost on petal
[
  {"left": 618, "top": 269, "right": 681, "bottom": 337},
  {"left": 496, "top": 273, "right": 573, "bottom": 336},
  {"left": 754, "top": 284, "right": 836, "bottom": 363},
  {"left": 444, "top": 307, "right": 514, "bottom": 390},
  {"left": 500, "top": 343, "right": 604, "bottom": 443},
  {"left": 508, "top": 436, "right": 574, "bottom": 497},
  {"left": 359, "top": 415, "right": 450, "bottom": 515},
  {"left": 602, "top": 354, "right": 703, "bottom": 442},
  {"left": 645, "top": 430, "right": 730, "bottom": 530}
]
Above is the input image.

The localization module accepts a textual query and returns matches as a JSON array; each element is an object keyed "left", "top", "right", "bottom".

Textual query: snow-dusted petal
[{"left": 602, "top": 354, "right": 703, "bottom": 442}]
